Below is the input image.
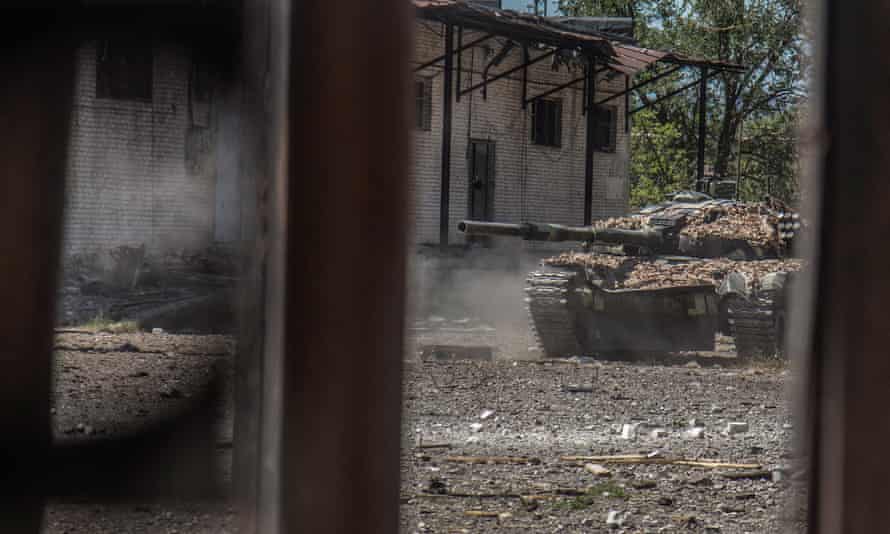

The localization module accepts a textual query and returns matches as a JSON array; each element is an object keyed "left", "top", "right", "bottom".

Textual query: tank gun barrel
[{"left": 458, "top": 220, "right": 664, "bottom": 249}]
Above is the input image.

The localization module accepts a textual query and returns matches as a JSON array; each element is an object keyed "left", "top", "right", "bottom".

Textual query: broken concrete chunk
[
  {"left": 684, "top": 427, "right": 706, "bottom": 439},
  {"left": 584, "top": 463, "right": 612, "bottom": 477},
  {"left": 650, "top": 428, "right": 668, "bottom": 438},
  {"left": 724, "top": 422, "right": 749, "bottom": 435},
  {"left": 606, "top": 510, "right": 625, "bottom": 528},
  {"left": 621, "top": 423, "right": 638, "bottom": 440}
]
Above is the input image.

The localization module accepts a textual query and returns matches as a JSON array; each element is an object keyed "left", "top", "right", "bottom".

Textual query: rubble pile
[
  {"left": 546, "top": 253, "right": 804, "bottom": 290},
  {"left": 680, "top": 205, "right": 781, "bottom": 249}
]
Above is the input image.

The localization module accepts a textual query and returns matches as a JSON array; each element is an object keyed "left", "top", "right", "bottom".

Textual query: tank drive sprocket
[{"left": 525, "top": 265, "right": 584, "bottom": 357}]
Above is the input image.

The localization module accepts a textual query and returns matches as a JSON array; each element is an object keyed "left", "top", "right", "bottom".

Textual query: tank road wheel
[
  {"left": 525, "top": 266, "right": 584, "bottom": 358},
  {"left": 727, "top": 296, "right": 784, "bottom": 359}
]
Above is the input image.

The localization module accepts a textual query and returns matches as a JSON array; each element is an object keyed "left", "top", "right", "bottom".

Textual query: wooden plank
[{"left": 273, "top": 0, "right": 412, "bottom": 532}]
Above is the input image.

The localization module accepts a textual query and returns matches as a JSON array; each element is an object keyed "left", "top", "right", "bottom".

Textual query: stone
[
  {"left": 650, "top": 428, "right": 668, "bottom": 438},
  {"left": 479, "top": 409, "right": 495, "bottom": 420},
  {"left": 724, "top": 422, "right": 749, "bottom": 435},
  {"left": 689, "top": 418, "right": 705, "bottom": 427},
  {"left": 152, "top": 327, "right": 164, "bottom": 334},
  {"left": 657, "top": 496, "right": 673, "bottom": 506},
  {"left": 621, "top": 423, "right": 638, "bottom": 440},
  {"left": 584, "top": 463, "right": 612, "bottom": 477},
  {"left": 469, "top": 423, "right": 483, "bottom": 433},
  {"left": 606, "top": 510, "right": 625, "bottom": 528},
  {"left": 685, "top": 427, "right": 706, "bottom": 439}
]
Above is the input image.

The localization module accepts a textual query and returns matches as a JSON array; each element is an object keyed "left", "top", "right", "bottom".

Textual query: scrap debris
[{"left": 560, "top": 454, "right": 762, "bottom": 470}]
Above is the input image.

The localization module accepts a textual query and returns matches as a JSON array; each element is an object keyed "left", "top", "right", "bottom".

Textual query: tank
[{"left": 458, "top": 193, "right": 802, "bottom": 358}]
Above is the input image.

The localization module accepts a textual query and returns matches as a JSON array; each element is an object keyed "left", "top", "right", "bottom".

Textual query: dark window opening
[
  {"left": 415, "top": 77, "right": 433, "bottom": 131},
  {"left": 531, "top": 98, "right": 562, "bottom": 147},
  {"left": 96, "top": 39, "right": 154, "bottom": 102},
  {"left": 593, "top": 105, "right": 617, "bottom": 152}
]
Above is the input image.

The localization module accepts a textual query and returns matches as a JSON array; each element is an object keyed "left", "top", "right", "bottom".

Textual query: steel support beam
[
  {"left": 524, "top": 76, "right": 584, "bottom": 106},
  {"left": 456, "top": 26, "right": 463, "bottom": 102},
  {"left": 459, "top": 49, "right": 555, "bottom": 97},
  {"left": 629, "top": 69, "right": 718, "bottom": 115},
  {"left": 440, "top": 24, "right": 454, "bottom": 247},
  {"left": 413, "top": 32, "right": 494, "bottom": 72},
  {"left": 696, "top": 67, "right": 708, "bottom": 191},
  {"left": 521, "top": 45, "right": 529, "bottom": 109},
  {"left": 583, "top": 58, "right": 597, "bottom": 226},
  {"left": 595, "top": 65, "right": 684, "bottom": 108}
]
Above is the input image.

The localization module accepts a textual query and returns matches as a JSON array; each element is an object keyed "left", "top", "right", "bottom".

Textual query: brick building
[
  {"left": 60, "top": 2, "right": 739, "bottom": 262},
  {"left": 412, "top": 19, "right": 630, "bottom": 247},
  {"left": 62, "top": 37, "right": 243, "bottom": 258}
]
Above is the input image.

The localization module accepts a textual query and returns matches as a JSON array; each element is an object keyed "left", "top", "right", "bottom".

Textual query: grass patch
[
  {"left": 82, "top": 316, "right": 141, "bottom": 334},
  {"left": 553, "top": 482, "right": 629, "bottom": 511}
]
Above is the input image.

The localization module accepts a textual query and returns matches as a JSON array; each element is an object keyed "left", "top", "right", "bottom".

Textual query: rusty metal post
[
  {"left": 0, "top": 24, "right": 75, "bottom": 532},
  {"left": 256, "top": 0, "right": 411, "bottom": 532},
  {"left": 803, "top": 1, "right": 890, "bottom": 532}
]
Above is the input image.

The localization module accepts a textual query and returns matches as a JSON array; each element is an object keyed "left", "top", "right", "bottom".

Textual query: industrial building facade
[{"left": 411, "top": 19, "right": 631, "bottom": 247}]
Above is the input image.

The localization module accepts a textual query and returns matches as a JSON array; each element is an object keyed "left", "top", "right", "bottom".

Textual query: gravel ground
[
  {"left": 402, "top": 319, "right": 806, "bottom": 533},
  {"left": 40, "top": 321, "right": 804, "bottom": 533}
]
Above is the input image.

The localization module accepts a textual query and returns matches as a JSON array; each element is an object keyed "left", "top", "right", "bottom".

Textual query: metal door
[{"left": 468, "top": 140, "right": 495, "bottom": 220}]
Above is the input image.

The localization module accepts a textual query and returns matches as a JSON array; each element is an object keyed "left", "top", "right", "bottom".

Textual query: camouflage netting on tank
[
  {"left": 593, "top": 203, "right": 784, "bottom": 250},
  {"left": 679, "top": 205, "right": 780, "bottom": 249},
  {"left": 545, "top": 253, "right": 804, "bottom": 291}
]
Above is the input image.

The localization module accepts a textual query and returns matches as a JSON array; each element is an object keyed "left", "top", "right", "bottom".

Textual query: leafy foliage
[{"left": 558, "top": 0, "right": 805, "bottom": 204}]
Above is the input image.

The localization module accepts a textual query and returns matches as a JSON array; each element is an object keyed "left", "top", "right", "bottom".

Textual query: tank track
[
  {"left": 525, "top": 265, "right": 583, "bottom": 358},
  {"left": 727, "top": 295, "right": 781, "bottom": 358}
]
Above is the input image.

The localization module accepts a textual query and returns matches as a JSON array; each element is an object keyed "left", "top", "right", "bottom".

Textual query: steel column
[
  {"left": 584, "top": 57, "right": 597, "bottom": 226},
  {"left": 696, "top": 67, "right": 708, "bottom": 191},
  {"left": 456, "top": 27, "right": 463, "bottom": 102},
  {"left": 440, "top": 24, "right": 454, "bottom": 247}
]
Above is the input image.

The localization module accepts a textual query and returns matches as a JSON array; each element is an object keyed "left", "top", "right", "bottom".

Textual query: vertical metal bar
[
  {"left": 279, "top": 0, "right": 410, "bottom": 532},
  {"left": 0, "top": 24, "right": 75, "bottom": 532},
  {"left": 582, "top": 64, "right": 587, "bottom": 116},
  {"left": 521, "top": 45, "right": 529, "bottom": 110},
  {"left": 624, "top": 74, "right": 630, "bottom": 132},
  {"left": 584, "top": 56, "right": 597, "bottom": 225},
  {"left": 696, "top": 66, "right": 708, "bottom": 191},
  {"left": 456, "top": 26, "right": 462, "bottom": 103},
  {"left": 440, "top": 23, "right": 454, "bottom": 248}
]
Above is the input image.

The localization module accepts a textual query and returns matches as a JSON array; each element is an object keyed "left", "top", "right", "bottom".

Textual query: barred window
[
  {"left": 415, "top": 77, "right": 433, "bottom": 131},
  {"left": 531, "top": 98, "right": 562, "bottom": 147},
  {"left": 96, "top": 39, "right": 153, "bottom": 102},
  {"left": 593, "top": 105, "right": 617, "bottom": 153}
]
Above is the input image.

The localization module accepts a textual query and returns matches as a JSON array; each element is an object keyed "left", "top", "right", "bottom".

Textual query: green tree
[
  {"left": 559, "top": 0, "right": 804, "bottom": 204},
  {"left": 628, "top": 109, "right": 692, "bottom": 206}
]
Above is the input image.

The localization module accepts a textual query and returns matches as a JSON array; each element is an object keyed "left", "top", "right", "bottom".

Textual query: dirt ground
[
  {"left": 43, "top": 331, "right": 236, "bottom": 534},
  {"left": 41, "top": 316, "right": 803, "bottom": 533}
]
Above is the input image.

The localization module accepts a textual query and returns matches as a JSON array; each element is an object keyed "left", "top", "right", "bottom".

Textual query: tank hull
[{"left": 526, "top": 265, "right": 718, "bottom": 357}]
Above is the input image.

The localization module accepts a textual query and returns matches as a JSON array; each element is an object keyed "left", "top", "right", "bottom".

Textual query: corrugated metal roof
[
  {"left": 414, "top": 0, "right": 613, "bottom": 55},
  {"left": 413, "top": 0, "right": 745, "bottom": 74}
]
